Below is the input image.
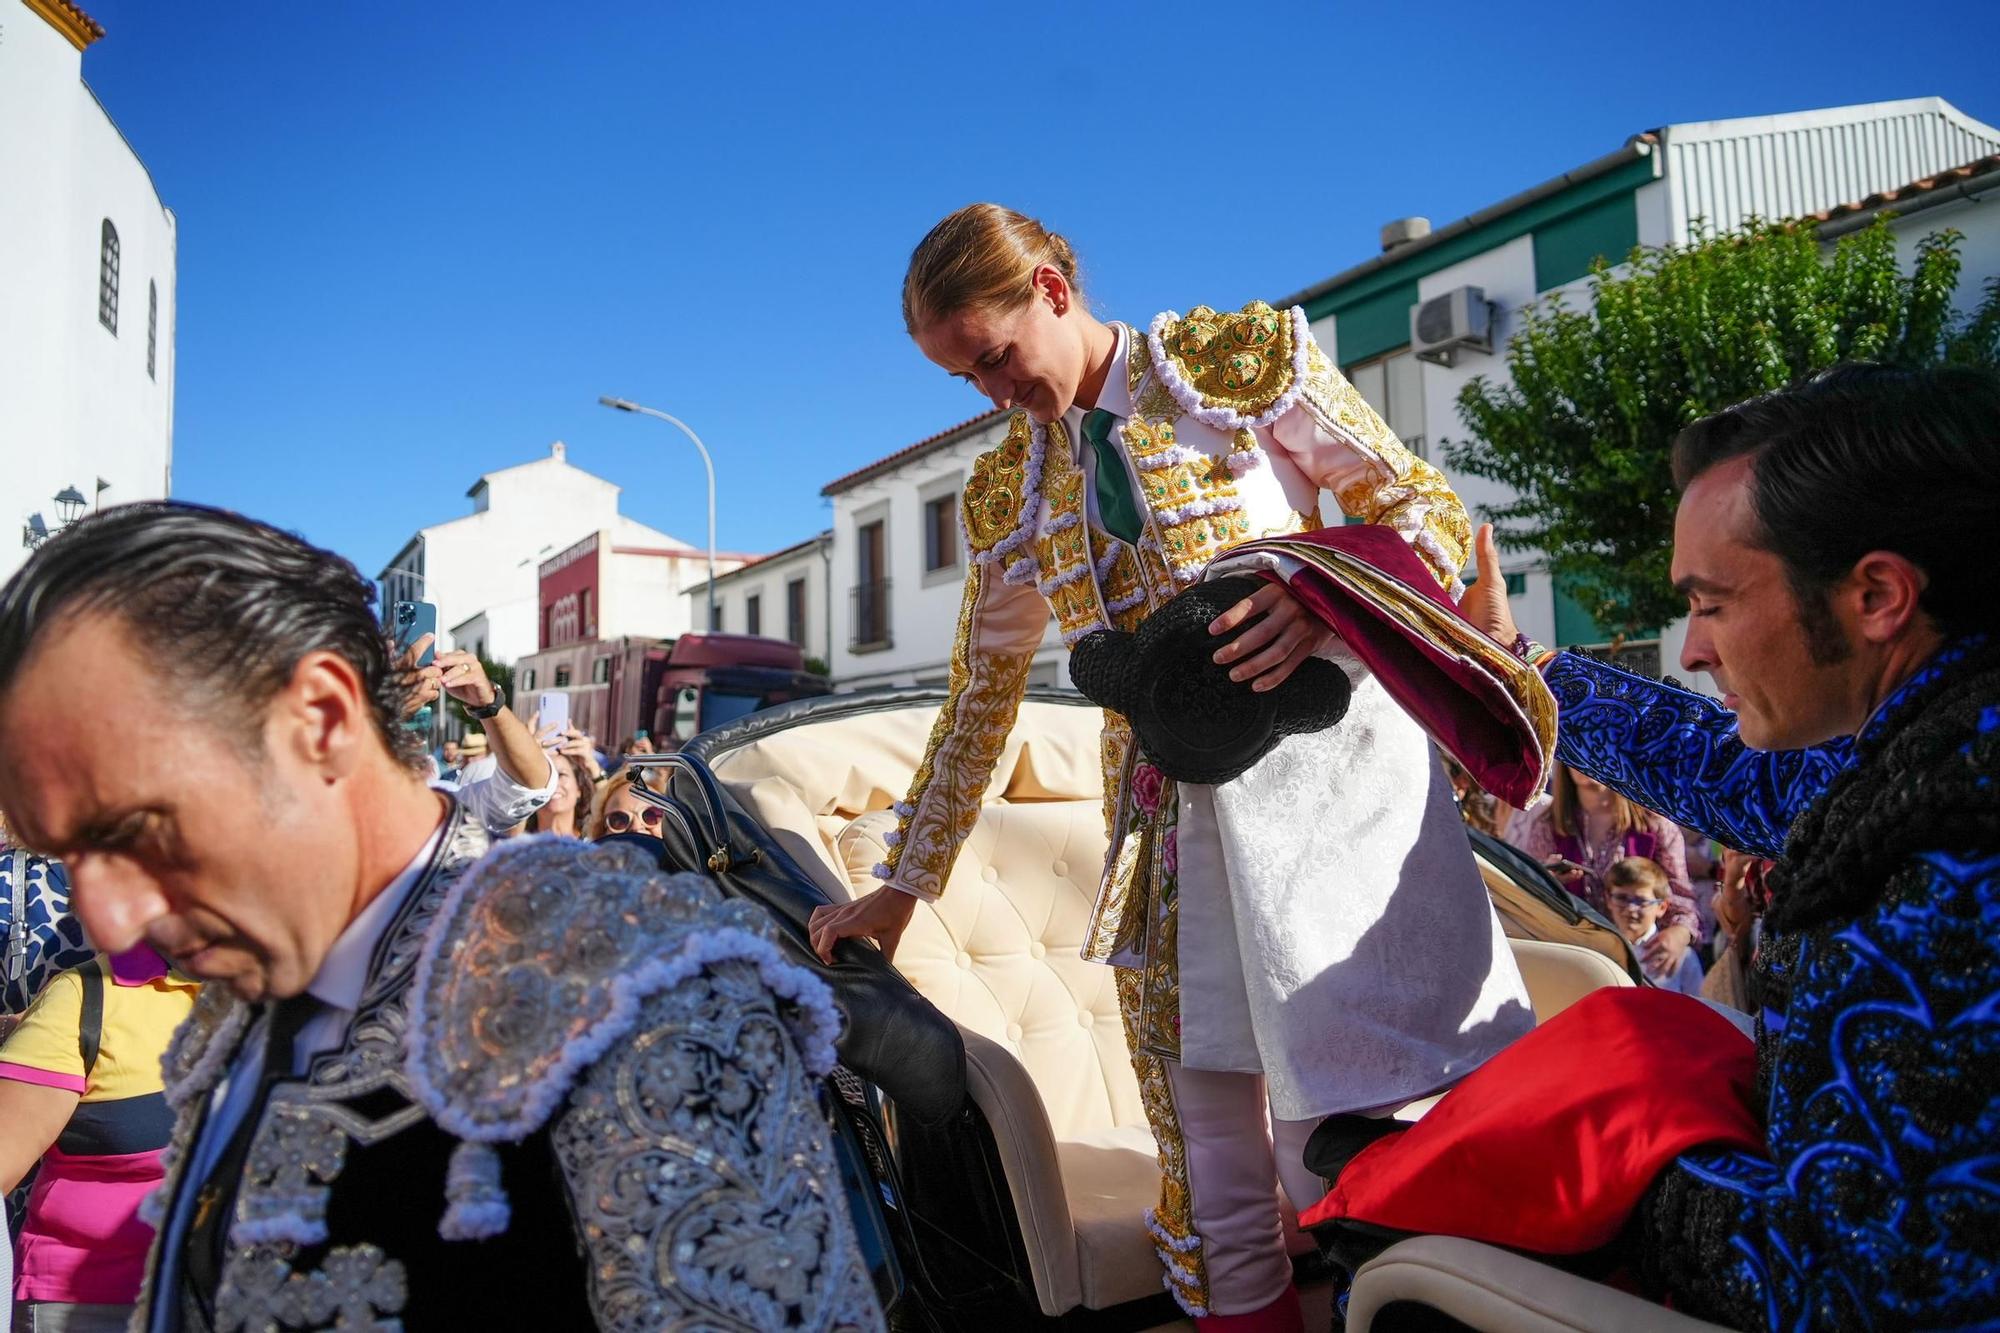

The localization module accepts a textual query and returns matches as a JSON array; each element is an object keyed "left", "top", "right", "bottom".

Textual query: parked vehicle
[
  {"left": 627, "top": 688, "right": 1652, "bottom": 1330},
  {"left": 512, "top": 632, "right": 829, "bottom": 748}
]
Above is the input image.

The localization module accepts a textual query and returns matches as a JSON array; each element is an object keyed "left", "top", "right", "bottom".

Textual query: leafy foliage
[{"left": 1445, "top": 220, "right": 2000, "bottom": 639}]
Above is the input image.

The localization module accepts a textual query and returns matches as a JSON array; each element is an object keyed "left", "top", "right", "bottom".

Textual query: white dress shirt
[
  {"left": 430, "top": 750, "right": 556, "bottom": 833},
  {"left": 148, "top": 823, "right": 444, "bottom": 1332}
]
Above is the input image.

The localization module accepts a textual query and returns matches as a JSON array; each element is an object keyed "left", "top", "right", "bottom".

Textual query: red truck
[{"left": 512, "top": 633, "right": 829, "bottom": 751}]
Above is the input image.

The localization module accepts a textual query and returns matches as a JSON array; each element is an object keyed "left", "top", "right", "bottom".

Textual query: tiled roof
[
  {"left": 820, "top": 409, "right": 1007, "bottom": 497},
  {"left": 1809, "top": 152, "right": 2000, "bottom": 226},
  {"left": 25, "top": 0, "right": 104, "bottom": 49}
]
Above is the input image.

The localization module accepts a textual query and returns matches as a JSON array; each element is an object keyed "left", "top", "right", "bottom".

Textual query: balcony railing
[{"left": 850, "top": 578, "right": 893, "bottom": 652}]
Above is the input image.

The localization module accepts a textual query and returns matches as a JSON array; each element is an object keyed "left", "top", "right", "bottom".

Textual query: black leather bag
[{"left": 619, "top": 753, "right": 967, "bottom": 1129}]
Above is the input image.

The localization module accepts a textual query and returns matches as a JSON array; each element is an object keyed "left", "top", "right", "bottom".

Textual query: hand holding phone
[
  {"left": 535, "top": 691, "right": 570, "bottom": 743},
  {"left": 394, "top": 602, "right": 439, "bottom": 668}
]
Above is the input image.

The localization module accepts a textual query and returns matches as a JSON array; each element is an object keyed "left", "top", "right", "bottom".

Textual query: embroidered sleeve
[
  {"left": 874, "top": 552, "right": 1045, "bottom": 899},
  {"left": 1547, "top": 652, "right": 1851, "bottom": 858},
  {"left": 549, "top": 958, "right": 884, "bottom": 1333},
  {"left": 1636, "top": 855, "right": 2000, "bottom": 1329},
  {"left": 1, "top": 854, "right": 94, "bottom": 1015},
  {"left": 1269, "top": 342, "right": 1471, "bottom": 595}
]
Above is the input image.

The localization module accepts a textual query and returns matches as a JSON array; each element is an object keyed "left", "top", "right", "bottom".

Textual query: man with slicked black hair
[
  {"left": 0, "top": 503, "right": 883, "bottom": 1332},
  {"left": 1445, "top": 363, "right": 2000, "bottom": 1328}
]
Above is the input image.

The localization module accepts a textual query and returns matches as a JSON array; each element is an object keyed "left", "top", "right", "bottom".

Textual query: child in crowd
[{"left": 1605, "top": 857, "right": 1705, "bottom": 994}]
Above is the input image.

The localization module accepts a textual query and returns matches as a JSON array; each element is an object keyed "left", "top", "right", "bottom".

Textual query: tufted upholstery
[{"left": 706, "top": 698, "right": 1636, "bottom": 1317}]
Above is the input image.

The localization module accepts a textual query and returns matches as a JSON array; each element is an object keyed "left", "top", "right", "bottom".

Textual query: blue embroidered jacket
[
  {"left": 1545, "top": 652, "right": 1850, "bottom": 858},
  {"left": 1552, "top": 645, "right": 2000, "bottom": 1329},
  {"left": 1, "top": 848, "right": 92, "bottom": 1014}
]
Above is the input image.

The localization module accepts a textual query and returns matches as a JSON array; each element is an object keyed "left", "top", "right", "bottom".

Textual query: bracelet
[{"left": 1509, "top": 633, "right": 1554, "bottom": 667}]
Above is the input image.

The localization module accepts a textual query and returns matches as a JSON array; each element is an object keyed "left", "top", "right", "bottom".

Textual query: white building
[
  {"left": 684, "top": 530, "right": 835, "bottom": 667},
  {"left": 2, "top": 0, "right": 176, "bottom": 584},
  {"left": 1280, "top": 96, "right": 2000, "bottom": 684},
  {"left": 377, "top": 441, "right": 724, "bottom": 668},
  {"left": 822, "top": 413, "right": 1068, "bottom": 691}
]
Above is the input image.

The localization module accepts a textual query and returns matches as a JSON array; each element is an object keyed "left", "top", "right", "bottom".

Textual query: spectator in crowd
[
  {"left": 402, "top": 638, "right": 556, "bottom": 835},
  {"left": 1505, "top": 763, "right": 1702, "bottom": 973},
  {"left": 589, "top": 773, "right": 665, "bottom": 841},
  {"left": 436, "top": 737, "right": 462, "bottom": 778},
  {"left": 524, "top": 753, "right": 594, "bottom": 838},
  {"left": 1458, "top": 364, "right": 2000, "bottom": 1327},
  {"left": 0, "top": 501, "right": 879, "bottom": 1330},
  {"left": 0, "top": 946, "right": 198, "bottom": 1331},
  {"left": 1604, "top": 857, "right": 1704, "bottom": 994},
  {"left": 1, "top": 814, "right": 94, "bottom": 1017}
]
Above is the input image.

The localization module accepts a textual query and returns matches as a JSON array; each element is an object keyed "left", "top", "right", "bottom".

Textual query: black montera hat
[{"left": 1069, "top": 575, "right": 1350, "bottom": 786}]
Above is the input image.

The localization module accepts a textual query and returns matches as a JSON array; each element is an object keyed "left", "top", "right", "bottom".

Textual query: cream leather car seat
[{"left": 702, "top": 696, "right": 1638, "bottom": 1319}]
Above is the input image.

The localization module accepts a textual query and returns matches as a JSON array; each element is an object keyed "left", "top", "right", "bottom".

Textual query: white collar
[
  {"left": 305, "top": 820, "right": 445, "bottom": 1015},
  {"left": 1066, "top": 321, "right": 1137, "bottom": 456}
]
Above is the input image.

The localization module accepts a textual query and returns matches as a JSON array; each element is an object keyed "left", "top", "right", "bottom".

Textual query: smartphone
[
  {"left": 394, "top": 601, "right": 438, "bottom": 668},
  {"left": 536, "top": 690, "right": 570, "bottom": 740}
]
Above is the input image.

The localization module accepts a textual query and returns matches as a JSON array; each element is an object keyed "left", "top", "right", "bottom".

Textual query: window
[
  {"left": 709, "top": 602, "right": 722, "bottom": 631},
  {"left": 592, "top": 656, "right": 611, "bottom": 684},
  {"left": 520, "top": 668, "right": 537, "bottom": 691},
  {"left": 147, "top": 281, "right": 158, "bottom": 379},
  {"left": 852, "top": 519, "right": 890, "bottom": 649},
  {"left": 923, "top": 493, "right": 959, "bottom": 573},
  {"left": 1345, "top": 348, "right": 1425, "bottom": 457},
  {"left": 786, "top": 578, "right": 807, "bottom": 647},
  {"left": 581, "top": 588, "right": 594, "bottom": 638},
  {"left": 745, "top": 593, "right": 762, "bottom": 636},
  {"left": 554, "top": 665, "right": 572, "bottom": 687},
  {"left": 98, "top": 219, "right": 120, "bottom": 333}
]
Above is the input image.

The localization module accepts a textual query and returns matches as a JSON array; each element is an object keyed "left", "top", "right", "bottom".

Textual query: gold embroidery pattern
[
  {"left": 1116, "top": 964, "right": 1209, "bottom": 1313},
  {"left": 1124, "top": 419, "right": 1256, "bottom": 582},
  {"left": 961, "top": 414, "right": 1035, "bottom": 555},
  {"left": 878, "top": 562, "right": 1035, "bottom": 896},
  {"left": 1159, "top": 302, "right": 1297, "bottom": 418},
  {"left": 1300, "top": 344, "right": 1471, "bottom": 590}
]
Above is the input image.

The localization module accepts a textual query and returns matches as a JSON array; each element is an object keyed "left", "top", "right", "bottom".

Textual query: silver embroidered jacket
[{"left": 134, "top": 805, "right": 884, "bottom": 1332}]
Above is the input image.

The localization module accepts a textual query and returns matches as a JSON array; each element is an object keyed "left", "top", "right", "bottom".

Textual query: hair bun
[{"left": 1045, "top": 231, "right": 1078, "bottom": 281}]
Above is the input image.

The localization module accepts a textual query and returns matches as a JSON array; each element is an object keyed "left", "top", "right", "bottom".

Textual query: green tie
[{"left": 1083, "top": 408, "right": 1144, "bottom": 544}]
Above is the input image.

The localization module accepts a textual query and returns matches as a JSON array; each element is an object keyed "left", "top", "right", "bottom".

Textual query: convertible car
[{"left": 627, "top": 687, "right": 1724, "bottom": 1332}]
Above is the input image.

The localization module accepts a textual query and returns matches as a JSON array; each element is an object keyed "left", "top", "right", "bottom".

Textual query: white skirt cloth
[{"left": 1172, "top": 659, "right": 1536, "bottom": 1121}]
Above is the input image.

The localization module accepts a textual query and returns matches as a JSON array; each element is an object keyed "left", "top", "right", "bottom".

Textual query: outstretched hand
[
  {"left": 1460, "top": 524, "right": 1521, "bottom": 649},
  {"left": 808, "top": 885, "right": 918, "bottom": 964}
]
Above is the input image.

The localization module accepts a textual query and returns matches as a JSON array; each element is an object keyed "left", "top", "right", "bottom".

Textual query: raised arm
[{"left": 1549, "top": 651, "right": 1850, "bottom": 858}]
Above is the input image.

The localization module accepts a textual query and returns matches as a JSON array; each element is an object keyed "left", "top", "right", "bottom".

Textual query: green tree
[{"left": 1445, "top": 220, "right": 2000, "bottom": 640}]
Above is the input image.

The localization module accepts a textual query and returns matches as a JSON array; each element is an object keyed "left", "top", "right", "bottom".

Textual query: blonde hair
[
  {"left": 902, "top": 203, "right": 1082, "bottom": 335},
  {"left": 1605, "top": 856, "right": 1669, "bottom": 901}
]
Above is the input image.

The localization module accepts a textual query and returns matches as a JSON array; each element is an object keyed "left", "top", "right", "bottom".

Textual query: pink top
[
  {"left": 1505, "top": 804, "right": 1703, "bottom": 942},
  {"left": 1, "top": 947, "right": 196, "bottom": 1304}
]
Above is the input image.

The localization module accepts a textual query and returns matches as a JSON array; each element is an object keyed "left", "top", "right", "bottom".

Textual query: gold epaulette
[
  {"left": 960, "top": 411, "right": 1034, "bottom": 555},
  {"left": 1154, "top": 301, "right": 1300, "bottom": 419}
]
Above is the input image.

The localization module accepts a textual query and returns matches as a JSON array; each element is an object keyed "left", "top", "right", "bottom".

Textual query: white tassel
[{"left": 440, "top": 1140, "right": 510, "bottom": 1241}]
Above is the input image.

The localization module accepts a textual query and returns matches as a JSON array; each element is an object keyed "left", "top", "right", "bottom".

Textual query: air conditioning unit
[{"left": 1411, "top": 286, "right": 1495, "bottom": 367}]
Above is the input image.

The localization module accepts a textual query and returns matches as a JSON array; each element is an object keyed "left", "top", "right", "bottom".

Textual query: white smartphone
[{"left": 536, "top": 691, "right": 570, "bottom": 740}]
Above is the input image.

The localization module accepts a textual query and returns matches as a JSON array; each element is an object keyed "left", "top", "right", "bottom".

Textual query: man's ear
[
  {"left": 1845, "top": 550, "right": 1930, "bottom": 646},
  {"left": 276, "top": 649, "right": 372, "bottom": 781}
]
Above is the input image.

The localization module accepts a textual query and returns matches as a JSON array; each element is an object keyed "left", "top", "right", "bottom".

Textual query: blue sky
[{"left": 80, "top": 0, "right": 1998, "bottom": 575}]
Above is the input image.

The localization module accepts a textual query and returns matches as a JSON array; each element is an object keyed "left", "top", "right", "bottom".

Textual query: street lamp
[
  {"left": 53, "top": 487, "right": 87, "bottom": 525},
  {"left": 597, "top": 395, "right": 718, "bottom": 633}
]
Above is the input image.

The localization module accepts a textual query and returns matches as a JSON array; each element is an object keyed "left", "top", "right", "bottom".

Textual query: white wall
[
  {"left": 1, "top": 6, "right": 175, "bottom": 585},
  {"left": 691, "top": 539, "right": 833, "bottom": 664},
  {"left": 829, "top": 418, "right": 1064, "bottom": 690}
]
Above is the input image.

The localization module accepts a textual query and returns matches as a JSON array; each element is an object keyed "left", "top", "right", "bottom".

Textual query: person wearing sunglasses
[{"left": 590, "top": 773, "right": 665, "bottom": 840}]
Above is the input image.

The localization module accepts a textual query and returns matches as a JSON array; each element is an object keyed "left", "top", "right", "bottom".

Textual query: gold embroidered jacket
[{"left": 875, "top": 302, "right": 1469, "bottom": 967}]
